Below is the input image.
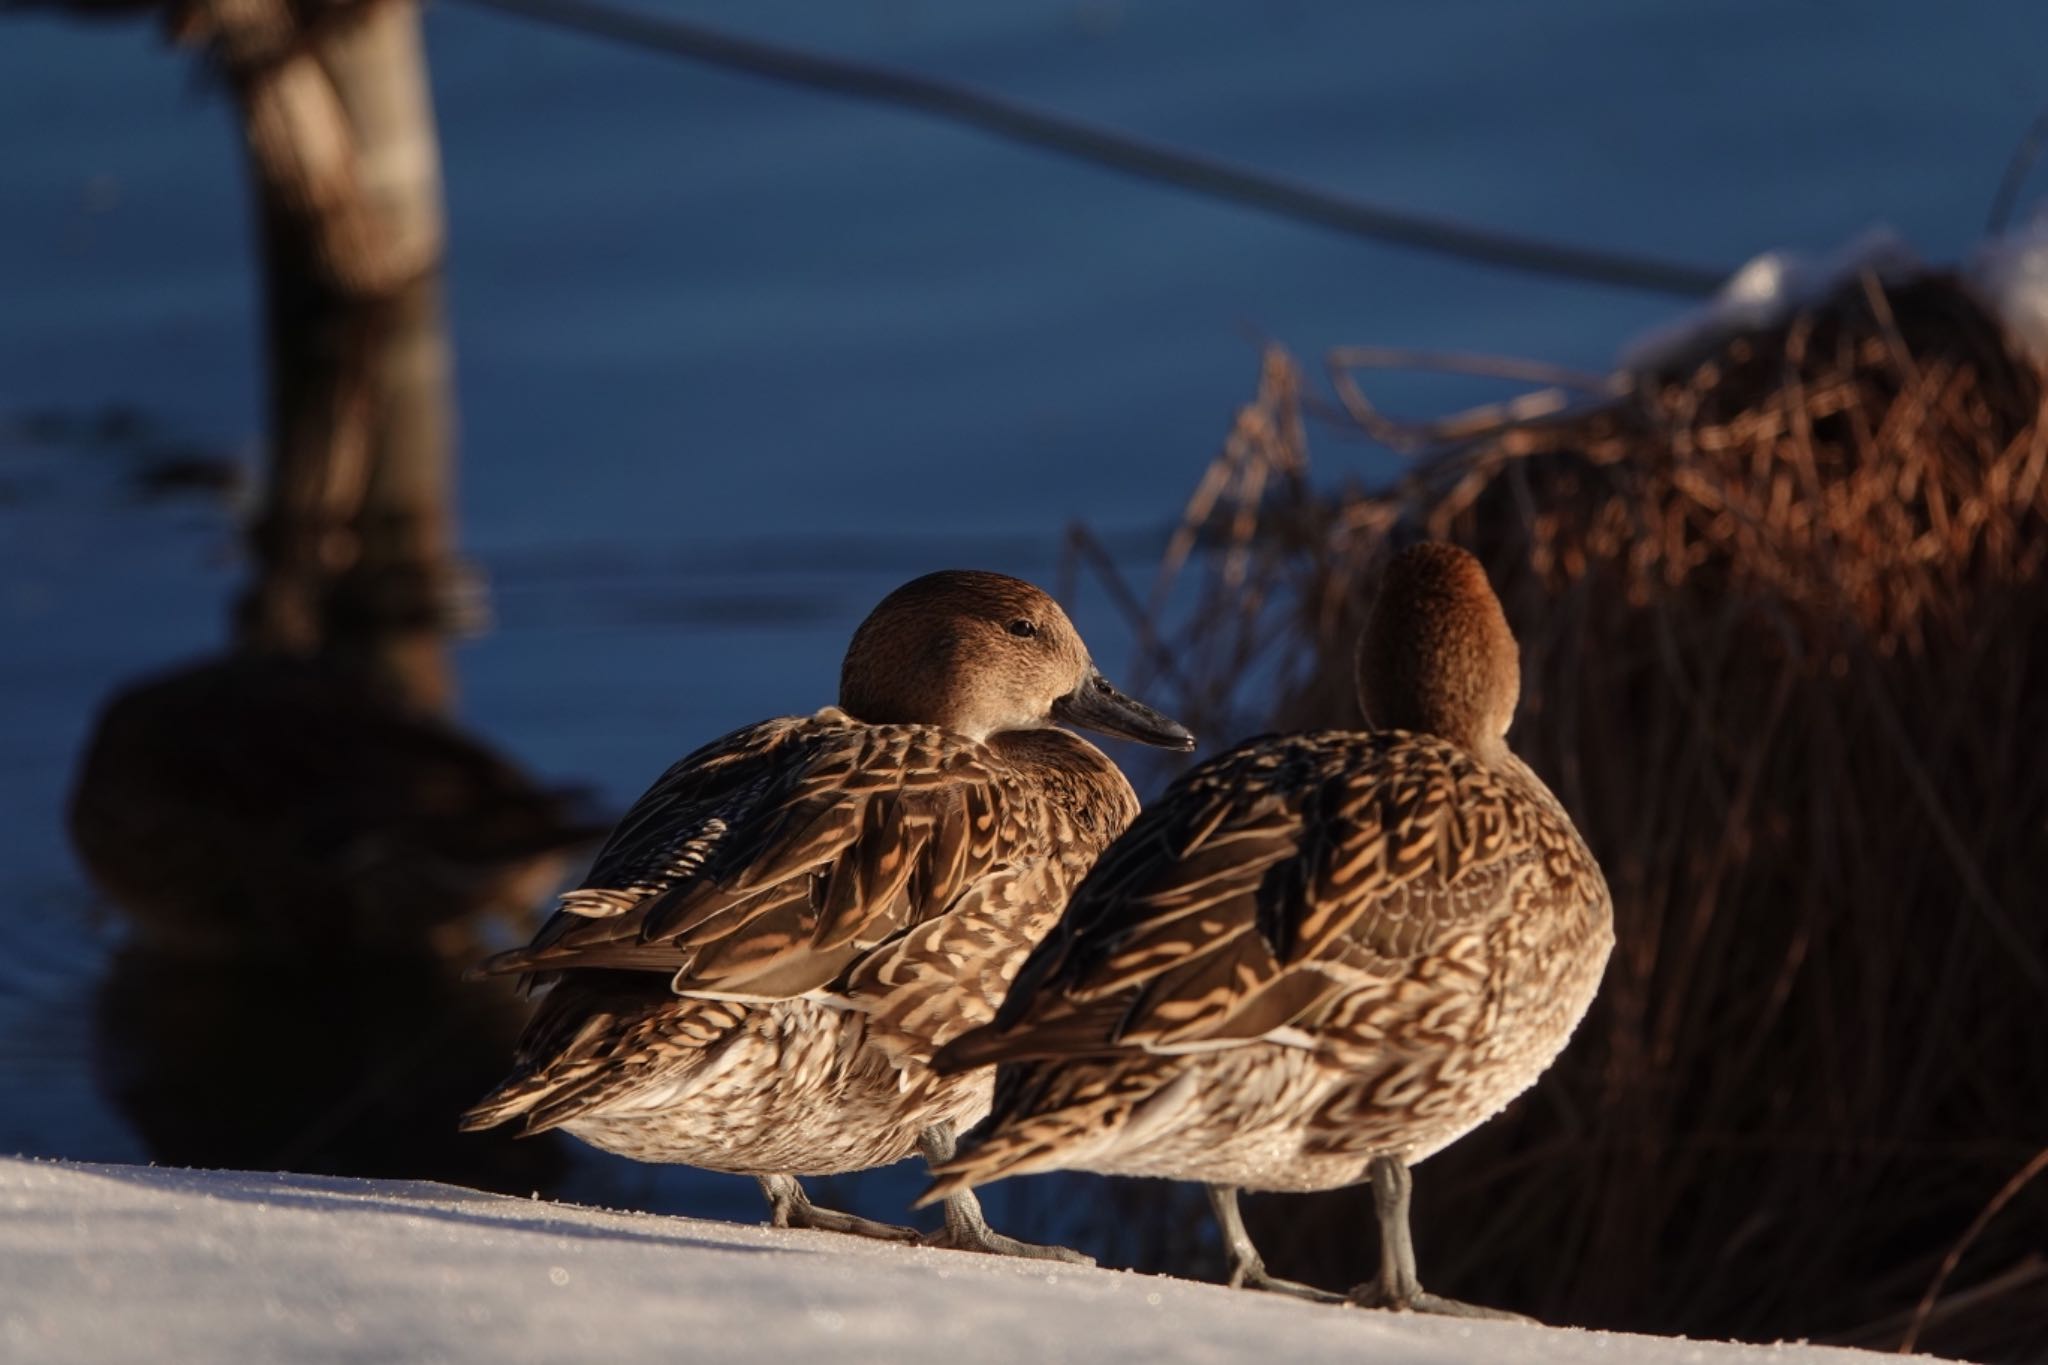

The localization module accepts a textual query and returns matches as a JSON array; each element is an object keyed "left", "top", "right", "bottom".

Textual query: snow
[
  {"left": 1618, "top": 226, "right": 1921, "bottom": 373},
  {"left": 1965, "top": 212, "right": 2048, "bottom": 372},
  {"left": 0, "top": 1158, "right": 1948, "bottom": 1365},
  {"left": 1616, "top": 216, "right": 2048, "bottom": 381}
]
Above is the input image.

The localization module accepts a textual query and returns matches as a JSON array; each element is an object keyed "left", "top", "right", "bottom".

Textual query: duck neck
[{"left": 1460, "top": 728, "right": 1512, "bottom": 768}]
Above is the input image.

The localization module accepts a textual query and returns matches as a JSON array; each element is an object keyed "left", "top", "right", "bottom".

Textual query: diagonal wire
[{"left": 448, "top": 0, "right": 1729, "bottom": 299}]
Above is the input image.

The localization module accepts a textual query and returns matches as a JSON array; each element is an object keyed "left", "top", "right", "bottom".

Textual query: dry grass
[{"left": 1079, "top": 274, "right": 2048, "bottom": 1362}]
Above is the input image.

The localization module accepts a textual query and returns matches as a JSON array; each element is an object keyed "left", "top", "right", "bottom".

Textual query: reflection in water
[
  {"left": 69, "top": 655, "right": 605, "bottom": 959},
  {"left": 70, "top": 653, "right": 606, "bottom": 1193},
  {"left": 95, "top": 945, "right": 567, "bottom": 1193}
]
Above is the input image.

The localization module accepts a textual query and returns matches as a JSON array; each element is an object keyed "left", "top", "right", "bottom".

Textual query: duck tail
[
  {"left": 458, "top": 1052, "right": 616, "bottom": 1135},
  {"left": 929, "top": 1012, "right": 1112, "bottom": 1073},
  {"left": 456, "top": 1076, "right": 546, "bottom": 1134},
  {"left": 916, "top": 1124, "right": 1069, "bottom": 1208},
  {"left": 916, "top": 1060, "right": 1140, "bottom": 1207}
]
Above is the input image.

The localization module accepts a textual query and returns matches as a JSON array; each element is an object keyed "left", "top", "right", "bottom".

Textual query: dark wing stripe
[
  {"left": 813, "top": 796, "right": 920, "bottom": 951},
  {"left": 1117, "top": 936, "right": 1268, "bottom": 1047},
  {"left": 1173, "top": 794, "right": 1238, "bottom": 857}
]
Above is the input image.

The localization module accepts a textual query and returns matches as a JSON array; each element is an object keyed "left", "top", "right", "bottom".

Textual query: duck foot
[
  {"left": 1237, "top": 1265, "right": 1347, "bottom": 1304},
  {"left": 922, "top": 1203, "right": 1093, "bottom": 1263},
  {"left": 1207, "top": 1184, "right": 1345, "bottom": 1303},
  {"left": 1345, "top": 1155, "right": 1532, "bottom": 1323},
  {"left": 918, "top": 1124, "right": 1093, "bottom": 1264},
  {"left": 1346, "top": 1283, "right": 1531, "bottom": 1320},
  {"left": 757, "top": 1174, "right": 919, "bottom": 1244}
]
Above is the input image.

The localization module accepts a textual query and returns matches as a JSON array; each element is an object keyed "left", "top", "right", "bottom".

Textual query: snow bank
[
  {"left": 1615, "top": 216, "right": 2048, "bottom": 385},
  {"left": 0, "top": 1158, "right": 1948, "bottom": 1365},
  {"left": 1618, "top": 227, "right": 1920, "bottom": 373},
  {"left": 1965, "top": 214, "right": 2048, "bottom": 371}
]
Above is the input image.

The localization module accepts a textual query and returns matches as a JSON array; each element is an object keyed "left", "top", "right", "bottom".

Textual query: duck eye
[{"left": 1007, "top": 619, "right": 1037, "bottom": 638}]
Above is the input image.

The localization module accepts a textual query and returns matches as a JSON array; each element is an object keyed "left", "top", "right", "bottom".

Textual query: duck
[
  {"left": 462, "top": 570, "right": 1193, "bottom": 1259},
  {"left": 920, "top": 543, "right": 1614, "bottom": 1315}
]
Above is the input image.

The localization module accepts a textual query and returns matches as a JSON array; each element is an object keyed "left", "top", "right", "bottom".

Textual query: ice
[
  {"left": 1965, "top": 210, "right": 2048, "bottom": 372},
  {"left": 1618, "top": 227, "right": 1920, "bottom": 373},
  {"left": 0, "top": 1157, "right": 1947, "bottom": 1365}
]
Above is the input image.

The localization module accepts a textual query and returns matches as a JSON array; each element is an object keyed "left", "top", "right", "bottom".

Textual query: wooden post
[{"left": 215, "top": 0, "right": 468, "bottom": 716}]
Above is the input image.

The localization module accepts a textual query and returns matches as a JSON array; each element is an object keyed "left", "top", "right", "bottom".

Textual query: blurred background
[{"left": 2, "top": 1, "right": 2044, "bottom": 1359}]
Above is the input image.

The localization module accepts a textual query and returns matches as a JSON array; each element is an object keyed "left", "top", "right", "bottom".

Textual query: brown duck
[
  {"left": 923, "top": 543, "right": 1614, "bottom": 1315},
  {"left": 463, "top": 570, "right": 1192, "bottom": 1259}
]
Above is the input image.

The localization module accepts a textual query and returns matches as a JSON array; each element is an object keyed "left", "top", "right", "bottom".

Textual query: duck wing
[
  {"left": 939, "top": 730, "right": 1531, "bottom": 1066},
  {"left": 475, "top": 709, "right": 1020, "bottom": 1002}
]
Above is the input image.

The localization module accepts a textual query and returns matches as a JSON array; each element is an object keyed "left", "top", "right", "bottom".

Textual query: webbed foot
[
  {"left": 758, "top": 1174, "right": 919, "bottom": 1244},
  {"left": 917, "top": 1123, "right": 1093, "bottom": 1264},
  {"left": 1343, "top": 1156, "right": 1533, "bottom": 1323}
]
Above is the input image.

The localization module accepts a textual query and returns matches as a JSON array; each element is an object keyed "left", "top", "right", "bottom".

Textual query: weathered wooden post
[{"left": 204, "top": 0, "right": 467, "bottom": 714}]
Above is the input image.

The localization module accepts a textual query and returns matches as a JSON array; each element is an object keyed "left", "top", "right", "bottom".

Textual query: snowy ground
[{"left": 0, "top": 1158, "right": 1949, "bottom": 1365}]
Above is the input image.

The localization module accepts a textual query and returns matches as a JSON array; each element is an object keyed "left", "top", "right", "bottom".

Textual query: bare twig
[{"left": 1902, "top": 1148, "right": 2048, "bottom": 1354}]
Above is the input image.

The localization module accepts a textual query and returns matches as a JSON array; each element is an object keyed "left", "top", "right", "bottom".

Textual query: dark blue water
[{"left": 5, "top": 0, "right": 2047, "bottom": 1222}]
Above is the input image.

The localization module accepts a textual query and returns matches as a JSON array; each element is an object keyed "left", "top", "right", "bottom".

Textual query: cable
[{"left": 447, "top": 0, "right": 1729, "bottom": 299}]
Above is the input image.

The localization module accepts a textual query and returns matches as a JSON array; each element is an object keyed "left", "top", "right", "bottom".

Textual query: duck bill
[{"left": 1053, "top": 669, "right": 1195, "bottom": 751}]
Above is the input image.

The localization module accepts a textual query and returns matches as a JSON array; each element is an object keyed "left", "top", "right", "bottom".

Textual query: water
[{"left": 4, "top": 0, "right": 2046, "bottom": 1225}]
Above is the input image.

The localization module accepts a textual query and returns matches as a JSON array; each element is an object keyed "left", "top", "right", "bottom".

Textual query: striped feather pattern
[{"left": 926, "top": 729, "right": 1613, "bottom": 1195}]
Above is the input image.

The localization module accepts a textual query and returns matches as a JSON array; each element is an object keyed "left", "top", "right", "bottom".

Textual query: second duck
[{"left": 922, "top": 543, "right": 1613, "bottom": 1312}]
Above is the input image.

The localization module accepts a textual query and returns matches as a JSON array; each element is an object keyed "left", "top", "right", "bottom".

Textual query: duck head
[
  {"left": 840, "top": 570, "right": 1194, "bottom": 750},
  {"left": 1356, "top": 542, "right": 1521, "bottom": 759}
]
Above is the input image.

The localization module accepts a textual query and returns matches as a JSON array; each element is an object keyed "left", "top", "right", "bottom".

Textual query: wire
[{"left": 447, "top": 0, "right": 1729, "bottom": 300}]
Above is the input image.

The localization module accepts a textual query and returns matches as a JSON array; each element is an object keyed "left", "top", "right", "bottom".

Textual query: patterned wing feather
[
  {"left": 833, "top": 727, "right": 1141, "bottom": 1064},
  {"left": 942, "top": 731, "right": 1528, "bottom": 1067},
  {"left": 475, "top": 711, "right": 1017, "bottom": 1001}
]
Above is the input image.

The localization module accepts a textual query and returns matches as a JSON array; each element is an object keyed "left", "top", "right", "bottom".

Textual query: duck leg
[
  {"left": 916, "top": 1124, "right": 1093, "bottom": 1264},
  {"left": 1345, "top": 1155, "right": 1530, "bottom": 1321},
  {"left": 1207, "top": 1185, "right": 1345, "bottom": 1302},
  {"left": 757, "top": 1174, "right": 919, "bottom": 1244}
]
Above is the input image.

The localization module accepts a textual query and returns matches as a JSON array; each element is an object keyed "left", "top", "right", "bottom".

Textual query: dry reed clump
[{"left": 1090, "top": 274, "right": 2048, "bottom": 1362}]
